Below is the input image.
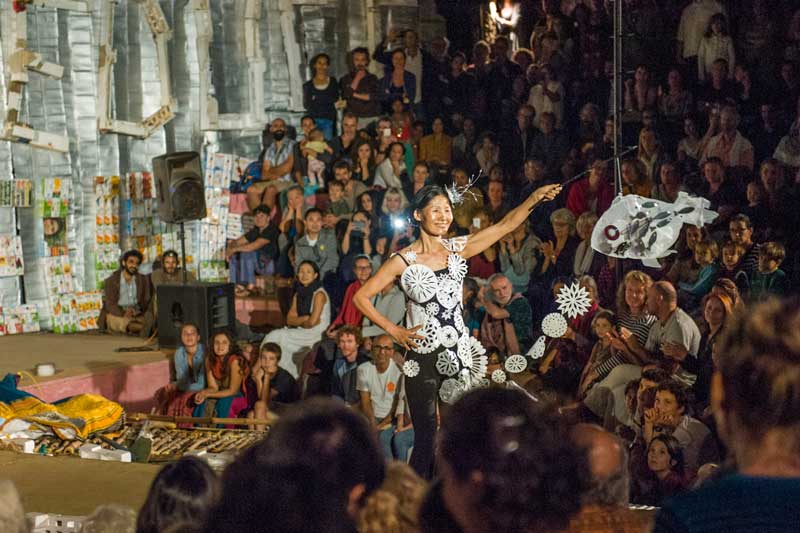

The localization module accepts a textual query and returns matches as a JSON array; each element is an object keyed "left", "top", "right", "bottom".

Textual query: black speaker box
[
  {"left": 152, "top": 151, "right": 206, "bottom": 223},
  {"left": 156, "top": 282, "right": 235, "bottom": 348}
]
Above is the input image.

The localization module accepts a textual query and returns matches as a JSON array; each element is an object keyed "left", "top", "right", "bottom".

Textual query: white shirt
[
  {"left": 677, "top": 0, "right": 725, "bottom": 58},
  {"left": 356, "top": 361, "right": 402, "bottom": 419}
]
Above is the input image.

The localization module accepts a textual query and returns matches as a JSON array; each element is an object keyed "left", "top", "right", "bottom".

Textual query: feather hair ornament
[{"left": 445, "top": 170, "right": 483, "bottom": 206}]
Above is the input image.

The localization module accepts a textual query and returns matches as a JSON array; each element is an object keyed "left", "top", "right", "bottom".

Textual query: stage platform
[{"left": 0, "top": 332, "right": 170, "bottom": 412}]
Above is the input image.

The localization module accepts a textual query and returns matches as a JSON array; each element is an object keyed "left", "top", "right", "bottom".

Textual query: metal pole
[
  {"left": 179, "top": 221, "right": 188, "bottom": 285},
  {"left": 612, "top": 0, "right": 624, "bottom": 283}
]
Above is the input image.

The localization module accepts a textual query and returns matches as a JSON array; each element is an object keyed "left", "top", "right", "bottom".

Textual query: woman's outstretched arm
[{"left": 461, "top": 183, "right": 561, "bottom": 259}]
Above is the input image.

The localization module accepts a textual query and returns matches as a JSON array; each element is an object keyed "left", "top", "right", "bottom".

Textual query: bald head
[{"left": 570, "top": 424, "right": 629, "bottom": 506}]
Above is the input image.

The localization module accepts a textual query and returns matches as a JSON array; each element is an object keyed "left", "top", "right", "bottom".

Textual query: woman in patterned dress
[{"left": 354, "top": 182, "right": 560, "bottom": 477}]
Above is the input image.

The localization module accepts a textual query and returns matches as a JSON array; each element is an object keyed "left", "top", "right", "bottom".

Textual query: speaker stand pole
[{"left": 179, "top": 221, "right": 188, "bottom": 285}]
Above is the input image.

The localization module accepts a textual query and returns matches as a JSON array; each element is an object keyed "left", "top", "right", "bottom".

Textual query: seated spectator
[
  {"left": 637, "top": 128, "right": 665, "bottom": 185},
  {"left": 450, "top": 167, "right": 484, "bottom": 233},
  {"left": 330, "top": 326, "right": 369, "bottom": 406},
  {"left": 643, "top": 381, "right": 718, "bottom": 475},
  {"left": 419, "top": 116, "right": 452, "bottom": 168},
  {"left": 203, "top": 398, "right": 385, "bottom": 533},
  {"left": 302, "top": 128, "right": 333, "bottom": 188},
  {"left": 479, "top": 273, "right": 533, "bottom": 356},
  {"left": 462, "top": 277, "right": 484, "bottom": 338},
  {"left": 379, "top": 187, "right": 410, "bottom": 242},
  {"left": 699, "top": 158, "right": 743, "bottom": 234},
  {"left": 227, "top": 205, "right": 278, "bottom": 296},
  {"left": 326, "top": 254, "right": 373, "bottom": 336},
  {"left": 529, "top": 65, "right": 564, "bottom": 129},
  {"left": 374, "top": 142, "right": 407, "bottom": 190},
  {"left": 665, "top": 225, "right": 703, "bottom": 287},
  {"left": 276, "top": 186, "right": 308, "bottom": 262},
  {"left": 0, "top": 479, "right": 26, "bottom": 533},
  {"left": 696, "top": 60, "right": 736, "bottom": 119},
  {"left": 294, "top": 208, "right": 339, "bottom": 278},
  {"left": 659, "top": 69, "right": 694, "bottom": 137},
  {"left": 136, "top": 456, "right": 219, "bottom": 533},
  {"left": 100, "top": 249, "right": 154, "bottom": 338},
  {"left": 245, "top": 342, "right": 297, "bottom": 429},
  {"left": 528, "top": 208, "right": 580, "bottom": 313},
  {"left": 678, "top": 238, "right": 719, "bottom": 308},
  {"left": 193, "top": 331, "right": 246, "bottom": 419},
  {"left": 573, "top": 211, "right": 603, "bottom": 279},
  {"left": 700, "top": 105, "right": 754, "bottom": 179},
  {"left": 452, "top": 116, "right": 478, "bottom": 171},
  {"left": 718, "top": 240, "right": 746, "bottom": 285},
  {"left": 566, "top": 158, "right": 615, "bottom": 218},
  {"left": 357, "top": 333, "right": 403, "bottom": 458},
  {"left": 773, "top": 119, "right": 800, "bottom": 174},
  {"left": 352, "top": 139, "right": 376, "bottom": 185},
  {"left": 677, "top": 115, "right": 702, "bottom": 171},
  {"left": 246, "top": 118, "right": 297, "bottom": 211},
  {"left": 740, "top": 182, "right": 769, "bottom": 239},
  {"left": 499, "top": 104, "right": 535, "bottom": 178},
  {"left": 403, "top": 161, "right": 431, "bottom": 207},
  {"left": 150, "top": 249, "right": 195, "bottom": 287},
  {"left": 331, "top": 112, "right": 359, "bottom": 161},
  {"left": 262, "top": 260, "right": 330, "bottom": 378},
  {"left": 421, "top": 388, "right": 585, "bottom": 533},
  {"left": 332, "top": 160, "right": 368, "bottom": 212},
  {"left": 475, "top": 131, "right": 500, "bottom": 176},
  {"left": 484, "top": 177, "right": 510, "bottom": 224},
  {"left": 688, "top": 292, "right": 734, "bottom": 411},
  {"left": 361, "top": 277, "right": 406, "bottom": 339},
  {"left": 325, "top": 180, "right": 351, "bottom": 221},
  {"left": 632, "top": 434, "right": 688, "bottom": 506},
  {"left": 531, "top": 111, "right": 570, "bottom": 178},
  {"left": 568, "top": 424, "right": 652, "bottom": 532},
  {"left": 577, "top": 310, "right": 619, "bottom": 399},
  {"left": 654, "top": 298, "right": 800, "bottom": 532},
  {"left": 466, "top": 211, "right": 498, "bottom": 278},
  {"left": 154, "top": 323, "right": 206, "bottom": 418},
  {"left": 621, "top": 158, "right": 653, "bottom": 198},
  {"left": 341, "top": 211, "right": 375, "bottom": 282},
  {"left": 81, "top": 504, "right": 137, "bottom": 533},
  {"left": 651, "top": 160, "right": 685, "bottom": 203},
  {"left": 498, "top": 220, "right": 539, "bottom": 293},
  {"left": 749, "top": 241, "right": 787, "bottom": 300},
  {"left": 356, "top": 191, "right": 380, "bottom": 230}
]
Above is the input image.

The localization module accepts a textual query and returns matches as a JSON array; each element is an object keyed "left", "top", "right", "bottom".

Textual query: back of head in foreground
[
  {"left": 429, "top": 388, "right": 588, "bottom": 533},
  {"left": 0, "top": 479, "right": 26, "bottom": 533},
  {"left": 712, "top": 297, "right": 800, "bottom": 472},
  {"left": 203, "top": 397, "right": 385, "bottom": 533}
]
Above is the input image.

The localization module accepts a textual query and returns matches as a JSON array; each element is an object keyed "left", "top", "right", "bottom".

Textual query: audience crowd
[{"left": 47, "top": 1, "right": 799, "bottom": 531}]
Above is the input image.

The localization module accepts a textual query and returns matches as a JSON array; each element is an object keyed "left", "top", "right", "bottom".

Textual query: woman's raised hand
[
  {"left": 388, "top": 323, "right": 424, "bottom": 351},
  {"left": 531, "top": 183, "right": 561, "bottom": 204}
]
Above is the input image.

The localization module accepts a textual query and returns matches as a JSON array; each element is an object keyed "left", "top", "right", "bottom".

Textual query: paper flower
[
  {"left": 504, "top": 354, "right": 528, "bottom": 373},
  {"left": 401, "top": 264, "right": 438, "bottom": 303},
  {"left": 556, "top": 282, "right": 593, "bottom": 319},
  {"left": 402, "top": 250, "right": 417, "bottom": 263},
  {"left": 439, "top": 325, "right": 459, "bottom": 348},
  {"left": 541, "top": 313, "right": 568, "bottom": 338},
  {"left": 403, "top": 360, "right": 420, "bottom": 378},
  {"left": 436, "top": 278, "right": 460, "bottom": 309},
  {"left": 439, "top": 378, "right": 463, "bottom": 404},
  {"left": 458, "top": 335, "right": 486, "bottom": 368},
  {"left": 425, "top": 302, "right": 440, "bottom": 317},
  {"left": 448, "top": 253, "right": 469, "bottom": 281},
  {"left": 470, "top": 354, "right": 489, "bottom": 381},
  {"left": 436, "top": 350, "right": 460, "bottom": 377},
  {"left": 414, "top": 317, "right": 442, "bottom": 354},
  {"left": 491, "top": 369, "right": 507, "bottom": 383},
  {"left": 527, "top": 336, "right": 547, "bottom": 359}
]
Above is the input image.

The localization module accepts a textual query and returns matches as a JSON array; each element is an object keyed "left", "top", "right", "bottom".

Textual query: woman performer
[{"left": 354, "top": 181, "right": 561, "bottom": 477}]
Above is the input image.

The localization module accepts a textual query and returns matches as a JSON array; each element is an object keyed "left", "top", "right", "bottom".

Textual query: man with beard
[
  {"left": 341, "top": 47, "right": 381, "bottom": 129},
  {"left": 100, "top": 250, "right": 154, "bottom": 337},
  {"left": 246, "top": 118, "right": 297, "bottom": 211},
  {"left": 150, "top": 250, "right": 196, "bottom": 288}
]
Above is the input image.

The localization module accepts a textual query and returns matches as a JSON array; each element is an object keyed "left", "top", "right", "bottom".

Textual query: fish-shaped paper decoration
[{"left": 590, "top": 193, "right": 718, "bottom": 268}]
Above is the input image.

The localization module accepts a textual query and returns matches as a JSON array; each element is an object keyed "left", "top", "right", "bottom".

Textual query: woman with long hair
[
  {"left": 687, "top": 292, "right": 734, "bottom": 410},
  {"left": 153, "top": 323, "right": 206, "bottom": 420},
  {"left": 352, "top": 139, "right": 376, "bottom": 185},
  {"left": 261, "top": 260, "right": 330, "bottom": 378},
  {"left": 194, "top": 330, "right": 247, "bottom": 419},
  {"left": 354, "top": 181, "right": 560, "bottom": 478},
  {"left": 374, "top": 142, "right": 408, "bottom": 191},
  {"left": 634, "top": 434, "right": 687, "bottom": 505}
]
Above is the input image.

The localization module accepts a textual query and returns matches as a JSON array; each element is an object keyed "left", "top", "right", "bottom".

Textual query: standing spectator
[
  {"left": 262, "top": 260, "right": 331, "bottom": 378},
  {"left": 303, "top": 53, "right": 340, "bottom": 140},
  {"left": 452, "top": 116, "right": 478, "bottom": 172},
  {"left": 696, "top": 13, "right": 735, "bottom": 82},
  {"left": 442, "top": 52, "right": 473, "bottom": 121},
  {"left": 357, "top": 333, "right": 403, "bottom": 458},
  {"left": 227, "top": 205, "right": 278, "bottom": 296},
  {"left": 375, "top": 29, "right": 426, "bottom": 119},
  {"left": 528, "top": 64, "right": 564, "bottom": 129},
  {"left": 676, "top": 0, "right": 725, "bottom": 68},
  {"left": 378, "top": 49, "right": 416, "bottom": 114},
  {"left": 100, "top": 250, "right": 153, "bottom": 338},
  {"left": 654, "top": 298, "right": 800, "bottom": 533},
  {"left": 485, "top": 36, "right": 523, "bottom": 130},
  {"left": 340, "top": 47, "right": 381, "bottom": 129}
]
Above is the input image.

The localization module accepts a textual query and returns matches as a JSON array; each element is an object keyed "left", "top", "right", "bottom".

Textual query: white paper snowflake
[
  {"left": 436, "top": 278, "right": 460, "bottom": 309},
  {"left": 556, "top": 282, "right": 593, "bottom": 319},
  {"left": 439, "top": 378, "right": 463, "bottom": 404},
  {"left": 441, "top": 235, "right": 469, "bottom": 253},
  {"left": 504, "top": 354, "right": 528, "bottom": 373},
  {"left": 527, "top": 335, "right": 547, "bottom": 359},
  {"left": 470, "top": 354, "right": 489, "bottom": 381},
  {"left": 439, "top": 325, "right": 459, "bottom": 348},
  {"left": 491, "top": 369, "right": 507, "bottom": 383},
  {"left": 402, "top": 250, "right": 417, "bottom": 263},
  {"left": 401, "top": 264, "right": 438, "bottom": 303},
  {"left": 436, "top": 350, "right": 460, "bottom": 377},
  {"left": 442, "top": 307, "right": 453, "bottom": 321},
  {"left": 458, "top": 335, "right": 486, "bottom": 368},
  {"left": 448, "top": 253, "right": 469, "bottom": 281},
  {"left": 414, "top": 317, "right": 442, "bottom": 354},
  {"left": 403, "top": 360, "right": 420, "bottom": 378},
  {"left": 425, "top": 302, "right": 440, "bottom": 317},
  {"left": 542, "top": 312, "right": 568, "bottom": 338}
]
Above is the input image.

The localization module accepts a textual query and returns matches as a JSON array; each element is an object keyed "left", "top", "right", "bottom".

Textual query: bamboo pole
[{"left": 129, "top": 412, "right": 277, "bottom": 428}]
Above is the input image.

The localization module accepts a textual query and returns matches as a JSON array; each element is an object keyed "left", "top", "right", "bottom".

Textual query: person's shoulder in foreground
[{"left": 653, "top": 472, "right": 800, "bottom": 533}]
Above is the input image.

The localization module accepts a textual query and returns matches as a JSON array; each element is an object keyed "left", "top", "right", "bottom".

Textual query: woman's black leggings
[{"left": 405, "top": 350, "right": 441, "bottom": 479}]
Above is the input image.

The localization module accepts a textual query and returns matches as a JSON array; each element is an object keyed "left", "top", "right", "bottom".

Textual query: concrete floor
[
  {"left": 0, "top": 332, "right": 166, "bottom": 382},
  {"left": 0, "top": 451, "right": 161, "bottom": 515}
]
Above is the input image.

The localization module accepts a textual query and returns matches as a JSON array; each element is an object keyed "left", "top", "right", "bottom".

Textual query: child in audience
[
  {"left": 633, "top": 435, "right": 688, "bottom": 506},
  {"left": 718, "top": 240, "right": 744, "bottom": 280},
  {"left": 304, "top": 128, "right": 333, "bottom": 186},
  {"left": 678, "top": 238, "right": 719, "bottom": 308},
  {"left": 750, "top": 241, "right": 787, "bottom": 300},
  {"left": 326, "top": 179, "right": 351, "bottom": 221}
]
